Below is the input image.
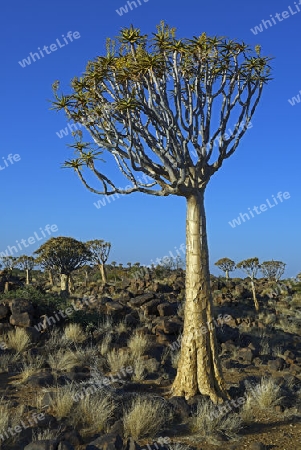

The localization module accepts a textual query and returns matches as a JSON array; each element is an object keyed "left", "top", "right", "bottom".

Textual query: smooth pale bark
[
  {"left": 48, "top": 270, "right": 54, "bottom": 286},
  {"left": 225, "top": 270, "right": 229, "bottom": 280},
  {"left": 60, "top": 274, "right": 69, "bottom": 295},
  {"left": 171, "top": 191, "right": 228, "bottom": 403},
  {"left": 99, "top": 263, "right": 107, "bottom": 284},
  {"left": 69, "top": 274, "right": 74, "bottom": 293},
  {"left": 251, "top": 279, "right": 259, "bottom": 311},
  {"left": 25, "top": 269, "right": 30, "bottom": 285},
  {"left": 85, "top": 270, "right": 89, "bottom": 287}
]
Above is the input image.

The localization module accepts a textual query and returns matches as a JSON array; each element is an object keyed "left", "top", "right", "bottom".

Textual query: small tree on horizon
[
  {"left": 34, "top": 237, "right": 91, "bottom": 295},
  {"left": 52, "top": 23, "right": 272, "bottom": 402},
  {"left": 86, "top": 239, "right": 111, "bottom": 284},
  {"left": 17, "top": 255, "right": 35, "bottom": 285},
  {"left": 236, "top": 257, "right": 260, "bottom": 311},
  {"left": 260, "top": 260, "right": 286, "bottom": 282},
  {"left": 214, "top": 257, "right": 236, "bottom": 280},
  {"left": 0, "top": 256, "right": 18, "bottom": 275}
]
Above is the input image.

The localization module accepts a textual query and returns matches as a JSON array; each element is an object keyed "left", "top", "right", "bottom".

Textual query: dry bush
[
  {"left": 72, "top": 392, "right": 116, "bottom": 435},
  {"left": 132, "top": 356, "right": 146, "bottom": 381},
  {"left": 241, "top": 378, "right": 283, "bottom": 422},
  {"left": 63, "top": 323, "right": 86, "bottom": 343},
  {"left": 0, "top": 353, "right": 20, "bottom": 373},
  {"left": 0, "top": 398, "right": 24, "bottom": 436},
  {"left": 115, "top": 320, "right": 128, "bottom": 334},
  {"left": 190, "top": 398, "right": 241, "bottom": 438},
  {"left": 0, "top": 398, "right": 10, "bottom": 432},
  {"left": 50, "top": 384, "right": 76, "bottom": 419},
  {"left": 107, "top": 349, "right": 132, "bottom": 372},
  {"left": 43, "top": 328, "right": 62, "bottom": 353},
  {"left": 127, "top": 330, "right": 150, "bottom": 358},
  {"left": 99, "top": 333, "right": 113, "bottom": 356},
  {"left": 48, "top": 348, "right": 85, "bottom": 372},
  {"left": 272, "top": 345, "right": 284, "bottom": 358},
  {"left": 97, "top": 316, "right": 114, "bottom": 333},
  {"left": 123, "top": 395, "right": 172, "bottom": 440},
  {"left": 259, "top": 338, "right": 270, "bottom": 356},
  {"left": 5, "top": 328, "right": 31, "bottom": 353},
  {"left": 15, "top": 356, "right": 44, "bottom": 383},
  {"left": 32, "top": 428, "right": 59, "bottom": 441}
]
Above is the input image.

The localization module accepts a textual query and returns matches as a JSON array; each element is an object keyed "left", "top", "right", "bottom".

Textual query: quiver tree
[
  {"left": 34, "top": 237, "right": 91, "bottom": 295},
  {"left": 86, "top": 240, "right": 111, "bottom": 284},
  {"left": 214, "top": 257, "right": 236, "bottom": 280},
  {"left": 52, "top": 23, "right": 271, "bottom": 402},
  {"left": 1, "top": 256, "right": 18, "bottom": 275},
  {"left": 260, "top": 260, "right": 286, "bottom": 282},
  {"left": 236, "top": 257, "right": 260, "bottom": 311},
  {"left": 17, "top": 255, "right": 35, "bottom": 285}
]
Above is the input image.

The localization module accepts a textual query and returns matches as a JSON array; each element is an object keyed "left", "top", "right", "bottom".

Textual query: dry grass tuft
[
  {"left": 48, "top": 348, "right": 85, "bottom": 372},
  {"left": 190, "top": 398, "right": 241, "bottom": 438},
  {"left": 5, "top": 328, "right": 31, "bottom": 353},
  {"left": 127, "top": 330, "right": 150, "bottom": 358},
  {"left": 241, "top": 378, "right": 283, "bottom": 423},
  {"left": 63, "top": 323, "right": 86, "bottom": 343},
  {"left": 50, "top": 384, "right": 76, "bottom": 419},
  {"left": 99, "top": 333, "right": 113, "bottom": 356},
  {"left": 73, "top": 392, "right": 116, "bottom": 436},
  {"left": 123, "top": 395, "right": 172, "bottom": 440},
  {"left": 107, "top": 348, "right": 132, "bottom": 372}
]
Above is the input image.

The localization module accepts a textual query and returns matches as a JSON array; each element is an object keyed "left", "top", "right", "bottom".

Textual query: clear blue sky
[{"left": 1, "top": 0, "right": 300, "bottom": 277}]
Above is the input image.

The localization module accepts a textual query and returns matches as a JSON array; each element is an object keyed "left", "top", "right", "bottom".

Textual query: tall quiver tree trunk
[
  {"left": 172, "top": 190, "right": 228, "bottom": 403},
  {"left": 251, "top": 279, "right": 259, "bottom": 311},
  {"left": 99, "top": 263, "right": 107, "bottom": 284},
  {"left": 48, "top": 269, "right": 54, "bottom": 286},
  {"left": 60, "top": 274, "right": 69, "bottom": 296},
  {"left": 25, "top": 269, "right": 30, "bottom": 285}
]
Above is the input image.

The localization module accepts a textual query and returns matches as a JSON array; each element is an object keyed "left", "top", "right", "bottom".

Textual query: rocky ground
[{"left": 0, "top": 268, "right": 300, "bottom": 450}]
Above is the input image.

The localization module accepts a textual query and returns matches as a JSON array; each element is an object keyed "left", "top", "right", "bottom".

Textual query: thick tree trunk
[
  {"left": 60, "top": 274, "right": 69, "bottom": 295},
  {"left": 85, "top": 270, "right": 89, "bottom": 287},
  {"left": 225, "top": 270, "right": 229, "bottom": 280},
  {"left": 48, "top": 270, "right": 54, "bottom": 286},
  {"left": 99, "top": 263, "right": 107, "bottom": 284},
  {"left": 171, "top": 190, "right": 228, "bottom": 403},
  {"left": 69, "top": 274, "right": 74, "bottom": 293},
  {"left": 25, "top": 269, "right": 30, "bottom": 285},
  {"left": 251, "top": 279, "right": 259, "bottom": 311}
]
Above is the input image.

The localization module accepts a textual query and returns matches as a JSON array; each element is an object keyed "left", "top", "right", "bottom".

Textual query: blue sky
[{"left": 1, "top": 0, "right": 300, "bottom": 277}]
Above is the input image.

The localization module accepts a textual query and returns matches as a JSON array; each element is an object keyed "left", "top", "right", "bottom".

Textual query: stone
[
  {"left": 156, "top": 318, "right": 182, "bottom": 335},
  {"left": 238, "top": 348, "right": 254, "bottom": 364},
  {"left": 86, "top": 432, "right": 123, "bottom": 450},
  {"left": 141, "top": 299, "right": 161, "bottom": 316},
  {"left": 10, "top": 312, "right": 32, "bottom": 327},
  {"left": 0, "top": 323, "right": 13, "bottom": 334},
  {"left": 168, "top": 396, "right": 190, "bottom": 421},
  {"left": 124, "top": 438, "right": 141, "bottom": 450},
  {"left": 9, "top": 298, "right": 34, "bottom": 315},
  {"left": 24, "top": 441, "right": 57, "bottom": 450},
  {"left": 267, "top": 358, "right": 285, "bottom": 371},
  {"left": 128, "top": 293, "right": 155, "bottom": 308},
  {"left": 157, "top": 302, "right": 176, "bottom": 316},
  {"left": 0, "top": 304, "right": 9, "bottom": 319},
  {"left": 58, "top": 442, "right": 75, "bottom": 450}
]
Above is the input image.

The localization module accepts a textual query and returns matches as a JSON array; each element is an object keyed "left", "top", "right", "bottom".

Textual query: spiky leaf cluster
[{"left": 52, "top": 22, "right": 272, "bottom": 198}]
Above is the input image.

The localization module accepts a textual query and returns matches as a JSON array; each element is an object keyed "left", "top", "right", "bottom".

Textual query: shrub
[
  {"left": 123, "top": 395, "right": 172, "bottom": 439},
  {"left": 5, "top": 328, "right": 31, "bottom": 353},
  {"left": 127, "top": 331, "right": 150, "bottom": 358},
  {"left": 190, "top": 398, "right": 241, "bottom": 438},
  {"left": 73, "top": 391, "right": 116, "bottom": 435},
  {"left": 63, "top": 323, "right": 86, "bottom": 343}
]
